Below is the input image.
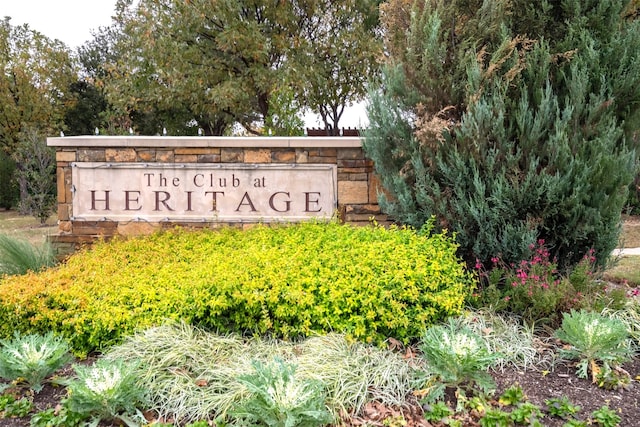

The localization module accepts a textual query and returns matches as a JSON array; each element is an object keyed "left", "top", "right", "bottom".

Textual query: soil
[{"left": 0, "top": 357, "right": 639, "bottom": 426}]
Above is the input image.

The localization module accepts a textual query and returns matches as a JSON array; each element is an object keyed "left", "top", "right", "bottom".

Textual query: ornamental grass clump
[
  {"left": 105, "top": 323, "right": 415, "bottom": 423},
  {"left": 419, "top": 319, "right": 499, "bottom": 404},
  {"left": 457, "top": 309, "right": 543, "bottom": 371},
  {"left": 231, "top": 358, "right": 333, "bottom": 427},
  {"left": 554, "top": 310, "right": 633, "bottom": 388},
  {"left": 0, "top": 234, "right": 55, "bottom": 277},
  {"left": 64, "top": 358, "right": 147, "bottom": 427},
  {"left": 0, "top": 332, "right": 71, "bottom": 392}
]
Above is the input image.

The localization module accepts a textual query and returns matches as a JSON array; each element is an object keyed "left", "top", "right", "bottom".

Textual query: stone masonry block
[
  {"left": 347, "top": 173, "right": 368, "bottom": 181},
  {"left": 339, "top": 167, "right": 367, "bottom": 175},
  {"left": 118, "top": 221, "right": 160, "bottom": 237},
  {"left": 175, "top": 148, "right": 219, "bottom": 155},
  {"left": 58, "top": 221, "right": 72, "bottom": 233},
  {"left": 57, "top": 203, "right": 71, "bottom": 221},
  {"left": 295, "top": 149, "right": 309, "bottom": 163},
  {"left": 156, "top": 151, "right": 175, "bottom": 162},
  {"left": 198, "top": 154, "right": 221, "bottom": 163},
  {"left": 345, "top": 204, "right": 381, "bottom": 214},
  {"left": 369, "top": 173, "right": 387, "bottom": 204},
  {"left": 338, "top": 159, "right": 368, "bottom": 168},
  {"left": 175, "top": 155, "right": 198, "bottom": 163},
  {"left": 56, "top": 151, "right": 76, "bottom": 162},
  {"left": 244, "top": 149, "right": 271, "bottom": 163},
  {"left": 308, "top": 156, "right": 335, "bottom": 164},
  {"left": 106, "top": 148, "right": 136, "bottom": 162},
  {"left": 338, "top": 180, "right": 369, "bottom": 204},
  {"left": 308, "top": 148, "right": 337, "bottom": 158},
  {"left": 57, "top": 168, "right": 67, "bottom": 203},
  {"left": 222, "top": 148, "right": 244, "bottom": 162},
  {"left": 137, "top": 150, "right": 155, "bottom": 162},
  {"left": 337, "top": 148, "right": 364, "bottom": 160},
  {"left": 272, "top": 150, "right": 296, "bottom": 162},
  {"left": 77, "top": 149, "right": 106, "bottom": 162}
]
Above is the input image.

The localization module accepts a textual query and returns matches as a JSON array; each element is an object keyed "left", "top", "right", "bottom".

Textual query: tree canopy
[
  {"left": 106, "top": 0, "right": 381, "bottom": 135},
  {"left": 0, "top": 18, "right": 75, "bottom": 154}
]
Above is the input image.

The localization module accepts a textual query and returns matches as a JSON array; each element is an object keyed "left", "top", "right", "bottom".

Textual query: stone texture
[
  {"left": 64, "top": 169, "right": 72, "bottom": 202},
  {"left": 244, "top": 149, "right": 271, "bottom": 163},
  {"left": 221, "top": 148, "right": 243, "bottom": 162},
  {"left": 308, "top": 156, "right": 336, "bottom": 163},
  {"left": 175, "top": 148, "right": 217, "bottom": 155},
  {"left": 57, "top": 168, "right": 67, "bottom": 203},
  {"left": 339, "top": 167, "right": 367, "bottom": 175},
  {"left": 198, "top": 154, "right": 221, "bottom": 163},
  {"left": 347, "top": 173, "right": 368, "bottom": 181},
  {"left": 338, "top": 181, "right": 369, "bottom": 204},
  {"left": 56, "top": 151, "right": 76, "bottom": 162},
  {"left": 295, "top": 149, "right": 309, "bottom": 163},
  {"left": 338, "top": 159, "right": 368, "bottom": 168},
  {"left": 78, "top": 149, "right": 106, "bottom": 162},
  {"left": 137, "top": 150, "right": 155, "bottom": 162},
  {"left": 345, "top": 204, "right": 381, "bottom": 214},
  {"left": 106, "top": 148, "right": 136, "bottom": 162},
  {"left": 272, "top": 150, "right": 296, "bottom": 162},
  {"left": 72, "top": 221, "right": 118, "bottom": 236},
  {"left": 337, "top": 148, "right": 364, "bottom": 160},
  {"left": 58, "top": 203, "right": 71, "bottom": 221},
  {"left": 118, "top": 221, "right": 160, "bottom": 237},
  {"left": 175, "top": 155, "right": 198, "bottom": 163},
  {"left": 156, "top": 151, "right": 175, "bottom": 162}
]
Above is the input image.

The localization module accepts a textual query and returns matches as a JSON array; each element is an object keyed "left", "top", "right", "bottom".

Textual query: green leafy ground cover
[{"left": 0, "top": 221, "right": 472, "bottom": 354}]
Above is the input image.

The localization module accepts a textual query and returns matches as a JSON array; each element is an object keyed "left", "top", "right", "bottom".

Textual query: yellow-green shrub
[{"left": 0, "top": 221, "right": 473, "bottom": 355}]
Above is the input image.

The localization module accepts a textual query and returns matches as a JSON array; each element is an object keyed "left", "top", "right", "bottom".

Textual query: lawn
[{"left": 0, "top": 209, "right": 57, "bottom": 246}]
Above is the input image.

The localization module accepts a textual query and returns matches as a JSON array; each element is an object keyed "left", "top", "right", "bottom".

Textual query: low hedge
[{"left": 0, "top": 221, "right": 473, "bottom": 355}]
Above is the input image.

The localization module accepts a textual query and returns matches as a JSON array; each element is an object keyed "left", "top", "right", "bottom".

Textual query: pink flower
[{"left": 475, "top": 259, "right": 483, "bottom": 270}]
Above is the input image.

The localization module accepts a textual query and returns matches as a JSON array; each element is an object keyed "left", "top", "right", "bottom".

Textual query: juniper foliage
[{"left": 364, "top": 0, "right": 640, "bottom": 269}]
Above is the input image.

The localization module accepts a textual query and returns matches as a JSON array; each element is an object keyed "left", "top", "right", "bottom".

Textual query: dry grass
[
  {"left": 0, "top": 209, "right": 57, "bottom": 246},
  {"left": 620, "top": 220, "right": 640, "bottom": 248},
  {"left": 603, "top": 256, "right": 640, "bottom": 286}
]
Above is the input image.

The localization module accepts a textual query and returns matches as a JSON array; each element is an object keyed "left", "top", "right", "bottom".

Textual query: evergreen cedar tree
[{"left": 364, "top": 0, "right": 640, "bottom": 270}]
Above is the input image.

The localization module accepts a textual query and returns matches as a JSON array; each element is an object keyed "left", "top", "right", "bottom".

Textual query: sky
[
  {"left": 3, "top": 0, "right": 118, "bottom": 49},
  {"left": 2, "top": 0, "right": 368, "bottom": 129}
]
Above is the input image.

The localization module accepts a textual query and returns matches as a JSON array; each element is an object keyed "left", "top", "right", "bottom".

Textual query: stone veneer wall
[{"left": 47, "top": 136, "right": 386, "bottom": 256}]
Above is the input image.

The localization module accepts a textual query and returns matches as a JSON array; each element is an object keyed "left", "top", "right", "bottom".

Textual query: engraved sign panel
[{"left": 71, "top": 163, "right": 337, "bottom": 222}]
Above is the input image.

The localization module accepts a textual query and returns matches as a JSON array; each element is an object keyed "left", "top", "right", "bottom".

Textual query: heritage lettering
[{"left": 73, "top": 163, "right": 336, "bottom": 221}]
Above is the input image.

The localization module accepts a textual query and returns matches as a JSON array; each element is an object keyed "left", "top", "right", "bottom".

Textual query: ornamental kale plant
[
  {"left": 64, "top": 358, "right": 147, "bottom": 427},
  {"left": 555, "top": 310, "right": 633, "bottom": 385},
  {"left": 419, "top": 319, "right": 499, "bottom": 403},
  {"left": 0, "top": 332, "right": 71, "bottom": 392},
  {"left": 231, "top": 358, "right": 333, "bottom": 427}
]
